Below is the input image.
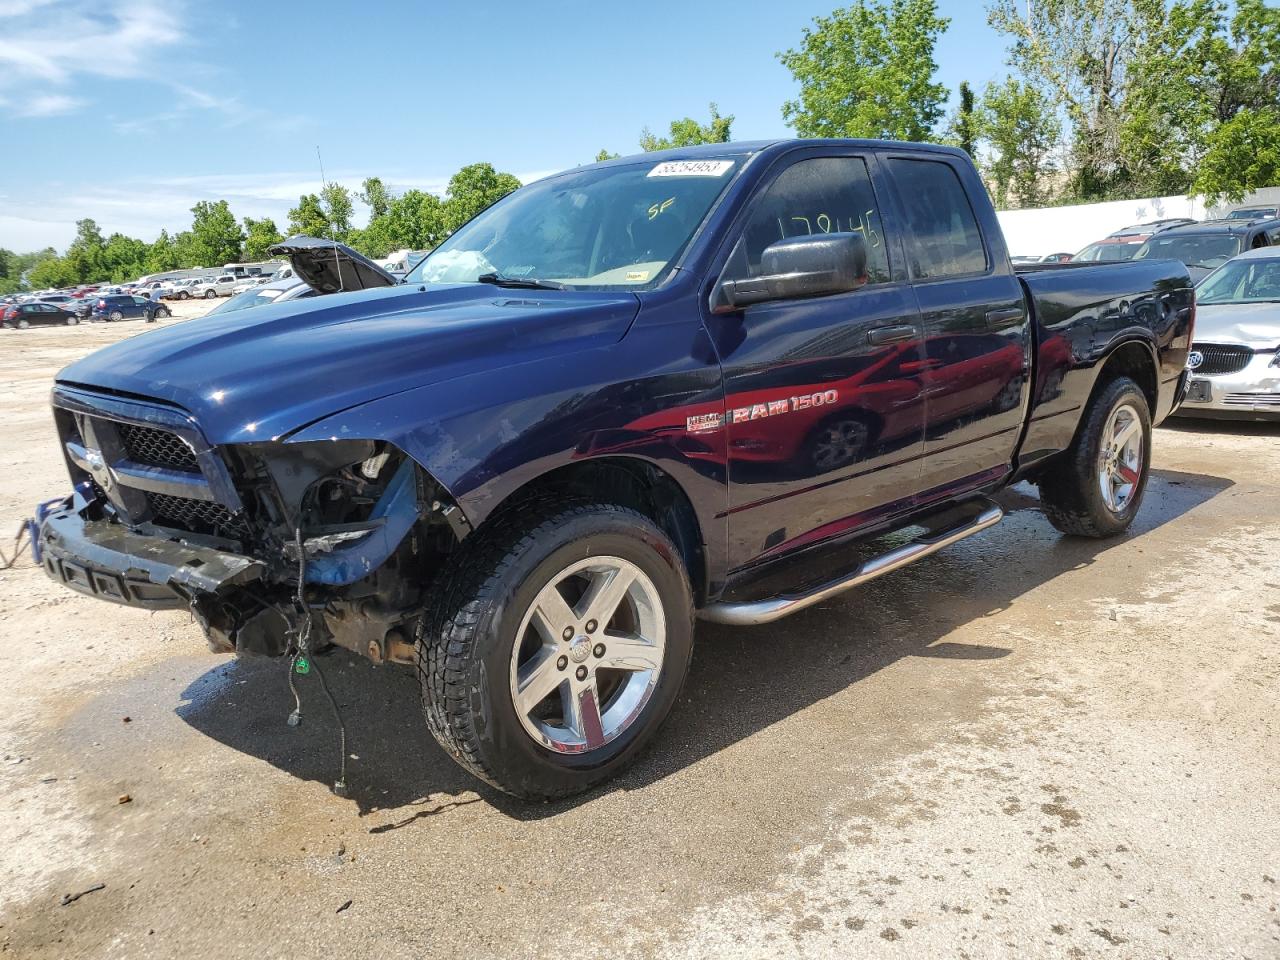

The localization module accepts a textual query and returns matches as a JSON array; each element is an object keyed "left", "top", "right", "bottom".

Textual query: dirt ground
[{"left": 0, "top": 308, "right": 1277, "bottom": 959}]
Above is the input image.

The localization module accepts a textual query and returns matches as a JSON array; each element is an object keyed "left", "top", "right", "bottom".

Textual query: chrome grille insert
[{"left": 1192, "top": 344, "right": 1253, "bottom": 376}]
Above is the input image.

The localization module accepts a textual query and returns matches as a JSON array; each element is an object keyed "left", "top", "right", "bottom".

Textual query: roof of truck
[{"left": 584, "top": 138, "right": 971, "bottom": 170}]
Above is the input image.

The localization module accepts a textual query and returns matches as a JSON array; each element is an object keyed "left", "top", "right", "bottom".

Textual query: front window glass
[
  {"left": 1135, "top": 233, "right": 1242, "bottom": 270},
  {"left": 1196, "top": 257, "right": 1280, "bottom": 303},
  {"left": 721, "top": 156, "right": 891, "bottom": 284},
  {"left": 405, "top": 159, "right": 740, "bottom": 290}
]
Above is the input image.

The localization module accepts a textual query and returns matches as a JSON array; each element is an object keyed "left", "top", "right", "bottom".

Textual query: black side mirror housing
[{"left": 714, "top": 232, "right": 869, "bottom": 312}]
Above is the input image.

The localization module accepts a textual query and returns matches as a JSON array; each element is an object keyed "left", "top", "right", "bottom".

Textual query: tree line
[
  {"left": 4, "top": 0, "right": 1276, "bottom": 292},
  {"left": 781, "top": 0, "right": 1279, "bottom": 208}
]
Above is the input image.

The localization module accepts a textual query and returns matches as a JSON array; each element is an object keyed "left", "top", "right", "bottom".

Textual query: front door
[{"left": 704, "top": 152, "right": 930, "bottom": 571}]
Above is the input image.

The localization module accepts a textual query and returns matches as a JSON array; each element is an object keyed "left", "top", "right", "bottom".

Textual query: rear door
[
  {"left": 705, "top": 150, "right": 929, "bottom": 570},
  {"left": 882, "top": 154, "right": 1031, "bottom": 492}
]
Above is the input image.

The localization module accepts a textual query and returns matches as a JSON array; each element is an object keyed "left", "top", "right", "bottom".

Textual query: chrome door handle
[
  {"left": 867, "top": 324, "right": 917, "bottom": 346},
  {"left": 985, "top": 308, "right": 1024, "bottom": 329}
]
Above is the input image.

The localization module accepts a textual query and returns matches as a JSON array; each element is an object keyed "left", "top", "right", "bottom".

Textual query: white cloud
[
  {"left": 16, "top": 93, "right": 83, "bottom": 116},
  {"left": 0, "top": 1, "right": 190, "bottom": 118}
]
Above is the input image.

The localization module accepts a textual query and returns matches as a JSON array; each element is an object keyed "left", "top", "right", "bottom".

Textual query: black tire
[
  {"left": 204, "top": 289, "right": 216, "bottom": 299},
  {"left": 180, "top": 291, "right": 190, "bottom": 300},
  {"left": 156, "top": 307, "right": 169, "bottom": 319},
  {"left": 1040, "top": 376, "right": 1151, "bottom": 538},
  {"left": 16, "top": 319, "right": 29, "bottom": 329},
  {"left": 65, "top": 315, "right": 78, "bottom": 326},
  {"left": 418, "top": 501, "right": 694, "bottom": 799},
  {"left": 109, "top": 310, "right": 122, "bottom": 322}
]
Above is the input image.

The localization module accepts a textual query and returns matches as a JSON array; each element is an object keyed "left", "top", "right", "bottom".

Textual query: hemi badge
[{"left": 685, "top": 413, "right": 724, "bottom": 434}]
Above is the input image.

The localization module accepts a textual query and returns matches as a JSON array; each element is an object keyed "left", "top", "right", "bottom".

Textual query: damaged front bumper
[{"left": 37, "top": 499, "right": 265, "bottom": 609}]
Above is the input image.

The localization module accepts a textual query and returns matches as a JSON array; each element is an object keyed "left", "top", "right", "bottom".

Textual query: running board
[{"left": 699, "top": 500, "right": 1004, "bottom": 626}]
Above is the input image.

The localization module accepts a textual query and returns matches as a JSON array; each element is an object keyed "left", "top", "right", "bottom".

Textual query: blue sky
[{"left": 0, "top": 0, "right": 1011, "bottom": 251}]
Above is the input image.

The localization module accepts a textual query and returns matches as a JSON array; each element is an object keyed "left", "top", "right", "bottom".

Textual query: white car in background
[
  {"left": 1177, "top": 247, "right": 1280, "bottom": 420},
  {"left": 191, "top": 273, "right": 238, "bottom": 298}
]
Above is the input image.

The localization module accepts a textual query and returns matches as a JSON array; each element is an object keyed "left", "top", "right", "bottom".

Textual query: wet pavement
[{"left": 1, "top": 321, "right": 1277, "bottom": 959}]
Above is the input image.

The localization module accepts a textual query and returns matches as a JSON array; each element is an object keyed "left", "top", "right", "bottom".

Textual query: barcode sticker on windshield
[{"left": 647, "top": 160, "right": 734, "bottom": 178}]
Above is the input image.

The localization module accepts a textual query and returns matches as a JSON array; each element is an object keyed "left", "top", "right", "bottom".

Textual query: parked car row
[{"left": 2, "top": 294, "right": 171, "bottom": 328}]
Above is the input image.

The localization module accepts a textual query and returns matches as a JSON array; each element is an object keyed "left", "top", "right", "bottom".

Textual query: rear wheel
[
  {"left": 418, "top": 501, "right": 694, "bottom": 799},
  {"left": 109, "top": 310, "right": 122, "bottom": 322},
  {"left": 17, "top": 319, "right": 29, "bottom": 329},
  {"left": 204, "top": 289, "right": 216, "bottom": 299},
  {"left": 1040, "top": 376, "right": 1151, "bottom": 537}
]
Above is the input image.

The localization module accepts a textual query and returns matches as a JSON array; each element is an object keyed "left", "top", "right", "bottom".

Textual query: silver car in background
[{"left": 1177, "top": 247, "right": 1280, "bottom": 419}]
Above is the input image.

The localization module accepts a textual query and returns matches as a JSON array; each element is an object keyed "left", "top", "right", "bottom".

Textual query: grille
[
  {"left": 119, "top": 423, "right": 199, "bottom": 471},
  {"left": 1223, "top": 393, "right": 1280, "bottom": 407},
  {"left": 147, "top": 492, "right": 246, "bottom": 537},
  {"left": 1192, "top": 344, "right": 1253, "bottom": 377}
]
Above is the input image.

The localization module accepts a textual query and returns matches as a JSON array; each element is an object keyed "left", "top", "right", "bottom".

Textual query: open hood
[{"left": 268, "top": 235, "right": 398, "bottom": 293}]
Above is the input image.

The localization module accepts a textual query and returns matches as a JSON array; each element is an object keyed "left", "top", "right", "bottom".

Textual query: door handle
[
  {"left": 985, "top": 308, "right": 1024, "bottom": 329},
  {"left": 867, "top": 324, "right": 917, "bottom": 346}
]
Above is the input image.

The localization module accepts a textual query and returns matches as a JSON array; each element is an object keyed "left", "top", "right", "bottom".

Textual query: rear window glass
[{"left": 887, "top": 158, "right": 987, "bottom": 279}]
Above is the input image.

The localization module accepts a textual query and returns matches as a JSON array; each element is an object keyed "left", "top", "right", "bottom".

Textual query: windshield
[
  {"left": 208, "top": 286, "right": 288, "bottom": 315},
  {"left": 1227, "top": 208, "right": 1274, "bottom": 220},
  {"left": 1196, "top": 257, "right": 1280, "bottom": 303},
  {"left": 1075, "top": 241, "right": 1141, "bottom": 262},
  {"left": 405, "top": 158, "right": 741, "bottom": 290},
  {"left": 1135, "top": 233, "right": 1242, "bottom": 269}
]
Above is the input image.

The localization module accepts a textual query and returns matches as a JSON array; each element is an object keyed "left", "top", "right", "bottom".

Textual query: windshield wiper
[{"left": 475, "top": 271, "right": 565, "bottom": 291}]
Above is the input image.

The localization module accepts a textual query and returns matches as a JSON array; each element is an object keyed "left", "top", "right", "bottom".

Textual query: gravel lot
[{"left": 0, "top": 308, "right": 1277, "bottom": 959}]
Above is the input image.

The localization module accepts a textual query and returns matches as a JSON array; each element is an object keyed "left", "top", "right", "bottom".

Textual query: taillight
[{"left": 97, "top": 299, "right": 106, "bottom": 308}]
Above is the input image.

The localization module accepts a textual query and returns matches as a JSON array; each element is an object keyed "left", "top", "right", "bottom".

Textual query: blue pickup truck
[{"left": 35, "top": 140, "right": 1193, "bottom": 798}]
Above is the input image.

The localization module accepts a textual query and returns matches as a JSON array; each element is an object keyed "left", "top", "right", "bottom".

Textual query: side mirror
[{"left": 714, "top": 232, "right": 869, "bottom": 312}]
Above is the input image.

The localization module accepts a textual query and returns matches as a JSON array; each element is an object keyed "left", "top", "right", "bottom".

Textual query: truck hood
[
  {"left": 1193, "top": 301, "right": 1280, "bottom": 348},
  {"left": 57, "top": 283, "right": 640, "bottom": 443},
  {"left": 268, "top": 235, "right": 398, "bottom": 293}
]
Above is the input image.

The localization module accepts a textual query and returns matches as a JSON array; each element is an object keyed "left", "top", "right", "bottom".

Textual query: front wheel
[
  {"left": 179, "top": 291, "right": 190, "bottom": 300},
  {"left": 1040, "top": 376, "right": 1151, "bottom": 537},
  {"left": 418, "top": 501, "right": 694, "bottom": 799},
  {"left": 65, "top": 315, "right": 79, "bottom": 325}
]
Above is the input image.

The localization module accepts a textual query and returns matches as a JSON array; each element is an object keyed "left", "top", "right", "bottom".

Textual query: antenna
[{"left": 316, "top": 145, "right": 346, "bottom": 292}]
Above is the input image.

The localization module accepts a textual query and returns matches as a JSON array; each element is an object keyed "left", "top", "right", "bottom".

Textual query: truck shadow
[{"left": 175, "top": 467, "right": 1231, "bottom": 823}]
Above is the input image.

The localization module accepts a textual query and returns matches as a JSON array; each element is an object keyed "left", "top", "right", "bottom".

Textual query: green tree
[
  {"left": 101, "top": 233, "right": 148, "bottom": 282},
  {"left": 287, "top": 193, "right": 330, "bottom": 237},
  {"left": 242, "top": 217, "right": 284, "bottom": 261},
  {"left": 980, "top": 78, "right": 1061, "bottom": 208},
  {"left": 359, "top": 176, "right": 392, "bottom": 219},
  {"left": 321, "top": 183, "right": 354, "bottom": 239},
  {"left": 442, "top": 162, "right": 522, "bottom": 235},
  {"left": 386, "top": 189, "right": 449, "bottom": 250},
  {"left": 28, "top": 256, "right": 77, "bottom": 289},
  {"left": 595, "top": 148, "right": 621, "bottom": 162},
  {"left": 944, "top": 81, "right": 980, "bottom": 156},
  {"left": 1120, "top": 0, "right": 1280, "bottom": 200},
  {"left": 288, "top": 185, "right": 355, "bottom": 240},
  {"left": 639, "top": 104, "right": 734, "bottom": 151},
  {"left": 779, "top": 0, "right": 950, "bottom": 141},
  {"left": 189, "top": 200, "right": 244, "bottom": 266},
  {"left": 144, "top": 230, "right": 180, "bottom": 273},
  {"left": 987, "top": 0, "right": 1167, "bottom": 200}
]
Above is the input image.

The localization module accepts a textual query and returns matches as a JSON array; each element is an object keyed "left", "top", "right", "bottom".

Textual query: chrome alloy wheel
[
  {"left": 1097, "top": 401, "right": 1143, "bottom": 512},
  {"left": 509, "top": 556, "right": 666, "bottom": 754}
]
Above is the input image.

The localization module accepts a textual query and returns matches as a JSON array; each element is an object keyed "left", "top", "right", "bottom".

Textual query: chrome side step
[{"left": 699, "top": 500, "right": 1004, "bottom": 626}]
